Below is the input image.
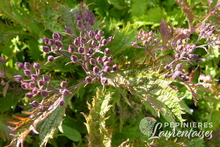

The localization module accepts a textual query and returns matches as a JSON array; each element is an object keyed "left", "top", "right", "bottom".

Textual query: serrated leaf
[
  {"left": 186, "top": 138, "right": 204, "bottom": 147},
  {"left": 131, "top": 0, "right": 147, "bottom": 17},
  {"left": 111, "top": 68, "right": 185, "bottom": 122},
  {"left": 27, "top": 37, "right": 42, "bottom": 61},
  {"left": 83, "top": 88, "right": 113, "bottom": 147},
  {"left": 39, "top": 106, "right": 66, "bottom": 147},
  {"left": 0, "top": 115, "right": 11, "bottom": 140},
  {"left": 146, "top": 7, "right": 167, "bottom": 23}
]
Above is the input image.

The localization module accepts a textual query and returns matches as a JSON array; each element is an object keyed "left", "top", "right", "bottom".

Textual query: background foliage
[{"left": 0, "top": 0, "right": 220, "bottom": 147}]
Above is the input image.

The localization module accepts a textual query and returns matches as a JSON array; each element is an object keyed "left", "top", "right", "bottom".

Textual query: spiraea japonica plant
[{"left": 1, "top": 0, "right": 220, "bottom": 147}]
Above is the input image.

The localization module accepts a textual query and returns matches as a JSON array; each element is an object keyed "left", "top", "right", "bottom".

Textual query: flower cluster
[
  {"left": 132, "top": 30, "right": 160, "bottom": 60},
  {"left": 198, "top": 22, "right": 220, "bottom": 46},
  {"left": 14, "top": 62, "right": 70, "bottom": 107},
  {"left": 14, "top": 4, "right": 118, "bottom": 107},
  {"left": 41, "top": 5, "right": 117, "bottom": 85}
]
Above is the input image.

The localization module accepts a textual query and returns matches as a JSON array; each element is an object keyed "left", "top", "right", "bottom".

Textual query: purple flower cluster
[
  {"left": 132, "top": 30, "right": 159, "bottom": 48},
  {"left": 41, "top": 5, "right": 117, "bottom": 85},
  {"left": 14, "top": 4, "right": 118, "bottom": 107},
  {"left": 14, "top": 62, "right": 70, "bottom": 107}
]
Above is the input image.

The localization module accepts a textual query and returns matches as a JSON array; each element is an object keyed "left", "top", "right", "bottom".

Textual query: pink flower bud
[
  {"left": 16, "top": 62, "right": 24, "bottom": 69},
  {"left": 33, "top": 63, "right": 40, "bottom": 70},
  {"left": 29, "top": 100, "right": 39, "bottom": 107},
  {"left": 93, "top": 66, "right": 100, "bottom": 74},
  {"left": 78, "top": 47, "right": 84, "bottom": 54},
  {"left": 48, "top": 56, "right": 54, "bottom": 62},
  {"left": 73, "top": 38, "right": 80, "bottom": 46},
  {"left": 32, "top": 88, "right": 38, "bottom": 94},
  {"left": 68, "top": 45, "right": 74, "bottom": 53},
  {"left": 131, "top": 42, "right": 138, "bottom": 47},
  {"left": 89, "top": 58, "right": 96, "bottom": 65},
  {"left": 38, "top": 80, "right": 45, "bottom": 87},
  {"left": 104, "top": 48, "right": 110, "bottom": 54},
  {"left": 97, "top": 30, "right": 103, "bottom": 36},
  {"left": 70, "top": 55, "right": 78, "bottom": 62},
  {"left": 96, "top": 56, "right": 102, "bottom": 63},
  {"left": 52, "top": 33, "right": 62, "bottom": 40},
  {"left": 172, "top": 71, "right": 182, "bottom": 80},
  {"left": 101, "top": 77, "right": 108, "bottom": 85},
  {"left": 48, "top": 39, "right": 55, "bottom": 46},
  {"left": 29, "top": 82, "right": 36, "bottom": 88},
  {"left": 112, "top": 64, "right": 118, "bottom": 71},
  {"left": 102, "top": 39, "right": 107, "bottom": 45},
  {"left": 26, "top": 92, "right": 33, "bottom": 99},
  {"left": 76, "top": 13, "right": 82, "bottom": 20},
  {"left": 21, "top": 83, "right": 29, "bottom": 89},
  {"left": 24, "top": 62, "right": 31, "bottom": 70},
  {"left": 80, "top": 37, "right": 86, "bottom": 44},
  {"left": 24, "top": 70, "right": 31, "bottom": 76},
  {"left": 89, "top": 19, "right": 94, "bottom": 26},
  {"left": 62, "top": 89, "right": 70, "bottom": 97},
  {"left": 88, "top": 48, "right": 94, "bottom": 54},
  {"left": 102, "top": 56, "right": 108, "bottom": 62},
  {"left": 14, "top": 75, "right": 23, "bottom": 82},
  {"left": 188, "top": 54, "right": 198, "bottom": 60},
  {"left": 91, "top": 40, "right": 98, "bottom": 47},
  {"left": 77, "top": 20, "right": 83, "bottom": 27},
  {"left": 60, "top": 81, "right": 67, "bottom": 88},
  {"left": 31, "top": 74, "right": 39, "bottom": 81},
  {"left": 65, "top": 26, "right": 72, "bottom": 33},
  {"left": 175, "top": 63, "right": 182, "bottom": 71},
  {"left": 42, "top": 46, "right": 50, "bottom": 53},
  {"left": 43, "top": 37, "right": 49, "bottom": 45},
  {"left": 88, "top": 31, "right": 95, "bottom": 38},
  {"left": 95, "top": 34, "right": 102, "bottom": 40},
  {"left": 85, "top": 76, "right": 92, "bottom": 84},
  {"left": 107, "top": 36, "right": 114, "bottom": 43},
  {"left": 104, "top": 61, "right": 110, "bottom": 66},
  {"left": 42, "top": 74, "right": 50, "bottom": 81},
  {"left": 104, "top": 66, "right": 110, "bottom": 72},
  {"left": 59, "top": 100, "right": 65, "bottom": 106},
  {"left": 55, "top": 40, "right": 63, "bottom": 47},
  {"left": 41, "top": 90, "right": 49, "bottom": 97}
]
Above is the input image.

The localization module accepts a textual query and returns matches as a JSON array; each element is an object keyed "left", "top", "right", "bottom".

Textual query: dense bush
[{"left": 0, "top": 0, "right": 220, "bottom": 146}]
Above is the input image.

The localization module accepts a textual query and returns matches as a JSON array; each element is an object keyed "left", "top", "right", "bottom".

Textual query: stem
[
  {"left": 135, "top": 46, "right": 156, "bottom": 60},
  {"left": 67, "top": 80, "right": 86, "bottom": 90}
]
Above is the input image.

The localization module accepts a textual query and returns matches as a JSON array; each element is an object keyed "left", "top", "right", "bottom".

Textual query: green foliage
[
  {"left": 0, "top": 0, "right": 220, "bottom": 147},
  {"left": 83, "top": 88, "right": 113, "bottom": 147}
]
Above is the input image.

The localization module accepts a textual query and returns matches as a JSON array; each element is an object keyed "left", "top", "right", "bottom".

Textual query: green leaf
[
  {"left": 39, "top": 106, "right": 66, "bottom": 147},
  {"left": 131, "top": 0, "right": 147, "bottom": 17},
  {"left": 110, "top": 67, "right": 185, "bottom": 122},
  {"left": 186, "top": 138, "right": 204, "bottom": 147},
  {"left": 83, "top": 88, "right": 113, "bottom": 147},
  {"left": 27, "top": 37, "right": 42, "bottom": 61},
  {"left": 146, "top": 7, "right": 167, "bottom": 23},
  {"left": 0, "top": 115, "right": 11, "bottom": 140},
  {"left": 61, "top": 125, "right": 81, "bottom": 142}
]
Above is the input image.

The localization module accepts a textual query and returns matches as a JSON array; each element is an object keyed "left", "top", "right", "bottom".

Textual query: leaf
[
  {"left": 160, "top": 19, "right": 172, "bottom": 45},
  {"left": 186, "top": 138, "right": 204, "bottom": 147},
  {"left": 0, "top": 115, "right": 12, "bottom": 141},
  {"left": 6, "top": 94, "right": 63, "bottom": 147},
  {"left": 27, "top": 37, "right": 42, "bottom": 61},
  {"left": 61, "top": 125, "right": 81, "bottom": 142},
  {"left": 110, "top": 67, "right": 185, "bottom": 123},
  {"left": 175, "top": 0, "right": 194, "bottom": 26},
  {"left": 82, "top": 88, "right": 113, "bottom": 147},
  {"left": 146, "top": 7, "right": 167, "bottom": 23},
  {"left": 131, "top": 0, "right": 147, "bottom": 17},
  {"left": 39, "top": 106, "right": 66, "bottom": 147},
  {"left": 2, "top": 82, "right": 9, "bottom": 97}
]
